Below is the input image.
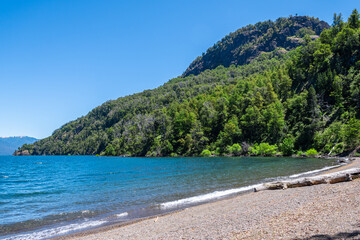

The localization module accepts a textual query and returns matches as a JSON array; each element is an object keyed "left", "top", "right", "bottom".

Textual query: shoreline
[{"left": 51, "top": 157, "right": 360, "bottom": 240}]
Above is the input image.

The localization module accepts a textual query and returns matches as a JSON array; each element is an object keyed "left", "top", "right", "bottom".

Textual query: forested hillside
[
  {"left": 16, "top": 11, "right": 360, "bottom": 157},
  {"left": 183, "top": 16, "right": 329, "bottom": 77}
]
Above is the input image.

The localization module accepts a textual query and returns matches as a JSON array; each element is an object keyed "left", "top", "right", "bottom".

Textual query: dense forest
[
  {"left": 16, "top": 10, "right": 360, "bottom": 157},
  {"left": 183, "top": 16, "right": 329, "bottom": 77}
]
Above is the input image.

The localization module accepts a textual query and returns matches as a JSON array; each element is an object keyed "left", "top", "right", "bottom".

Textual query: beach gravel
[{"left": 60, "top": 159, "right": 360, "bottom": 240}]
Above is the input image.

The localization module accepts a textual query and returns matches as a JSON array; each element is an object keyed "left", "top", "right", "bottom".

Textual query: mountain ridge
[
  {"left": 183, "top": 16, "right": 329, "bottom": 77},
  {"left": 15, "top": 10, "right": 360, "bottom": 157}
]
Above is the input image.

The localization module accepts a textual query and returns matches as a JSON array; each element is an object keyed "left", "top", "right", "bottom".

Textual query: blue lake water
[{"left": 0, "top": 155, "right": 340, "bottom": 239}]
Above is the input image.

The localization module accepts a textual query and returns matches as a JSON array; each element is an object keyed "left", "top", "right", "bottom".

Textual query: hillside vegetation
[
  {"left": 16, "top": 11, "right": 360, "bottom": 157},
  {"left": 183, "top": 16, "right": 329, "bottom": 77}
]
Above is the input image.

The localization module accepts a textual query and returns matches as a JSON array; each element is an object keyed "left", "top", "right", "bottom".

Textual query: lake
[{"left": 0, "top": 155, "right": 339, "bottom": 239}]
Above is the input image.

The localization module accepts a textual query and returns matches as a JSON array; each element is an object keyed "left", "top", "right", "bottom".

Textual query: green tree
[
  {"left": 216, "top": 116, "right": 241, "bottom": 152},
  {"left": 296, "top": 87, "right": 321, "bottom": 149},
  {"left": 104, "top": 144, "right": 116, "bottom": 156},
  {"left": 348, "top": 9, "right": 360, "bottom": 29},
  {"left": 350, "top": 71, "right": 360, "bottom": 112},
  {"left": 332, "top": 13, "right": 344, "bottom": 34},
  {"left": 343, "top": 118, "right": 360, "bottom": 150}
]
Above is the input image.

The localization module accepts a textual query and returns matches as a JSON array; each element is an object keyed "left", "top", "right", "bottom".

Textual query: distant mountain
[
  {"left": 0, "top": 136, "right": 38, "bottom": 155},
  {"left": 183, "top": 16, "right": 329, "bottom": 77}
]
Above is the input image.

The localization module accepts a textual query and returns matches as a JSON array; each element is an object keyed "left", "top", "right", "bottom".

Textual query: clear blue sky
[{"left": 0, "top": 0, "right": 358, "bottom": 139}]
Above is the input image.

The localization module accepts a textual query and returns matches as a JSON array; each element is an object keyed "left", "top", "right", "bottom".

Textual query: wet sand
[{"left": 56, "top": 158, "right": 360, "bottom": 240}]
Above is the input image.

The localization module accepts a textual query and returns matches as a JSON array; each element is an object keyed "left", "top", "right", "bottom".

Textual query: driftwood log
[{"left": 254, "top": 168, "right": 360, "bottom": 192}]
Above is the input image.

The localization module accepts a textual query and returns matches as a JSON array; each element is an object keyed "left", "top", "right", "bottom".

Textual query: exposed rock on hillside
[{"left": 183, "top": 16, "right": 329, "bottom": 77}]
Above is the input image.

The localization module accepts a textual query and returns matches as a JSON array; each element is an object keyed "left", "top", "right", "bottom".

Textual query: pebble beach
[{"left": 56, "top": 158, "right": 360, "bottom": 240}]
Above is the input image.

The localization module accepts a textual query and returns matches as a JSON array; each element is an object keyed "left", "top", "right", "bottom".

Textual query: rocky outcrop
[{"left": 13, "top": 150, "right": 30, "bottom": 156}]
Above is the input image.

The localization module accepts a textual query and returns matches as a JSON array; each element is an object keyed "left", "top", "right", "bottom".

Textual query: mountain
[
  {"left": 0, "top": 136, "right": 38, "bottom": 155},
  {"left": 183, "top": 16, "right": 329, "bottom": 77},
  {"left": 16, "top": 11, "right": 360, "bottom": 157}
]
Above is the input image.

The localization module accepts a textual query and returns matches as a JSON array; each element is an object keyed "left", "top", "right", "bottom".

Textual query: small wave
[
  {"left": 116, "top": 212, "right": 128, "bottom": 218},
  {"left": 3, "top": 220, "right": 107, "bottom": 240},
  {"left": 160, "top": 164, "right": 342, "bottom": 210},
  {"left": 160, "top": 184, "right": 262, "bottom": 210},
  {"left": 289, "top": 165, "right": 340, "bottom": 178},
  {"left": 42, "top": 210, "right": 98, "bottom": 221},
  {"left": 5, "top": 190, "right": 64, "bottom": 198},
  {"left": 262, "top": 175, "right": 289, "bottom": 183},
  {"left": 1, "top": 209, "right": 99, "bottom": 235}
]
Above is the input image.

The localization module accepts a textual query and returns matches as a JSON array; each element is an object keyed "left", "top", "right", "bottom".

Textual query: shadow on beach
[{"left": 294, "top": 230, "right": 360, "bottom": 240}]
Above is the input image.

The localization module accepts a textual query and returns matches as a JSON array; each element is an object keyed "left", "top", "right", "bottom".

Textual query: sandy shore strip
[{"left": 55, "top": 158, "right": 360, "bottom": 240}]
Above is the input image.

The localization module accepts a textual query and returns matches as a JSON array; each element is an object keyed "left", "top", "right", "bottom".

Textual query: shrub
[
  {"left": 296, "top": 151, "right": 304, "bottom": 156},
  {"left": 281, "top": 137, "right": 294, "bottom": 156},
  {"left": 200, "top": 149, "right": 212, "bottom": 156},
  {"left": 305, "top": 148, "right": 318, "bottom": 157},
  {"left": 226, "top": 143, "right": 242, "bottom": 156},
  {"left": 249, "top": 143, "right": 278, "bottom": 156}
]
